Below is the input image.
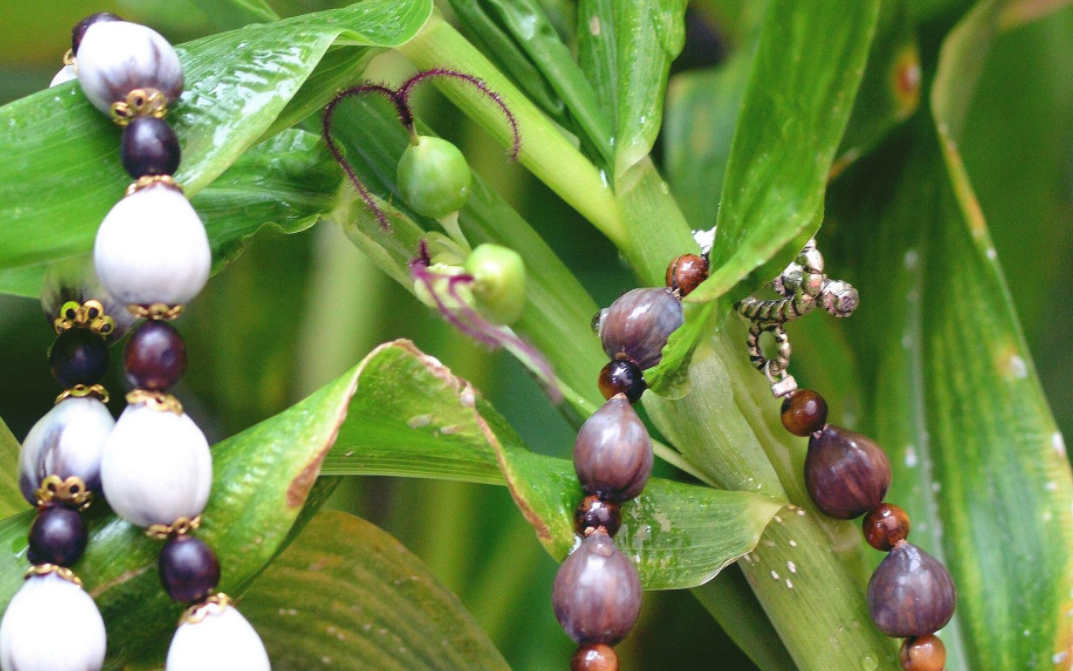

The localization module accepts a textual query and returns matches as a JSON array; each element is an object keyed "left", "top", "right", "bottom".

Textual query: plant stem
[{"left": 397, "top": 13, "right": 627, "bottom": 249}]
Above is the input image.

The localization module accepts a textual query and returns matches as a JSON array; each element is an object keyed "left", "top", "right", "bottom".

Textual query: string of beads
[
  {"left": 737, "top": 242, "right": 956, "bottom": 671},
  {"left": 553, "top": 253, "right": 709, "bottom": 670},
  {"left": 0, "top": 13, "right": 272, "bottom": 671}
]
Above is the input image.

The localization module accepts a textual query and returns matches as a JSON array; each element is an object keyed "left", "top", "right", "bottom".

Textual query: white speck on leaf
[{"left": 408, "top": 415, "right": 432, "bottom": 428}]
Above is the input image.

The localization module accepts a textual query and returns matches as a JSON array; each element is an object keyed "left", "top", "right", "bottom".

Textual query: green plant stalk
[
  {"left": 396, "top": 14, "right": 897, "bottom": 670},
  {"left": 397, "top": 13, "right": 626, "bottom": 249}
]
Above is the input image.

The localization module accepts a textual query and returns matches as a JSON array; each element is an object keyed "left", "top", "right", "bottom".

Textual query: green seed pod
[
  {"left": 465, "top": 244, "right": 526, "bottom": 326},
  {"left": 397, "top": 136, "right": 472, "bottom": 219}
]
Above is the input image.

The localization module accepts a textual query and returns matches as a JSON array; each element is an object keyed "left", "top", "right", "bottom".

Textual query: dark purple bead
[
  {"left": 598, "top": 288, "right": 683, "bottom": 370},
  {"left": 805, "top": 425, "right": 891, "bottom": 519},
  {"left": 72, "top": 12, "right": 122, "bottom": 54},
  {"left": 121, "top": 117, "right": 181, "bottom": 178},
  {"left": 49, "top": 328, "right": 109, "bottom": 388},
  {"left": 598, "top": 359, "right": 646, "bottom": 404},
  {"left": 574, "top": 396, "right": 653, "bottom": 502},
  {"left": 125, "top": 320, "right": 186, "bottom": 391},
  {"left": 552, "top": 532, "right": 642, "bottom": 645},
  {"left": 868, "top": 543, "right": 956, "bottom": 637},
  {"left": 159, "top": 535, "right": 221, "bottom": 603},
  {"left": 575, "top": 496, "right": 622, "bottom": 537},
  {"left": 28, "top": 505, "right": 88, "bottom": 567}
]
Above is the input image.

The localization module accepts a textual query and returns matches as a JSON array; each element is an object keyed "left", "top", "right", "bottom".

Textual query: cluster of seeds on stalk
[
  {"left": 738, "top": 241, "right": 955, "bottom": 671},
  {"left": 0, "top": 13, "right": 271, "bottom": 671},
  {"left": 553, "top": 253, "right": 709, "bottom": 670}
]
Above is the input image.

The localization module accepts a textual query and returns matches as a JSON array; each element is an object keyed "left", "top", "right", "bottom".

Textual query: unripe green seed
[
  {"left": 465, "top": 244, "right": 526, "bottom": 325},
  {"left": 397, "top": 136, "right": 472, "bottom": 218}
]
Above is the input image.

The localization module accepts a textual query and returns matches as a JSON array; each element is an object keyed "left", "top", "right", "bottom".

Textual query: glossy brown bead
[
  {"left": 598, "top": 359, "right": 646, "bottom": 404},
  {"left": 868, "top": 542, "right": 956, "bottom": 637},
  {"left": 780, "top": 389, "right": 828, "bottom": 437},
  {"left": 665, "top": 254, "right": 709, "bottom": 297},
  {"left": 598, "top": 288, "right": 683, "bottom": 370},
  {"left": 575, "top": 496, "right": 622, "bottom": 537},
  {"left": 805, "top": 425, "right": 891, "bottom": 519},
  {"left": 572, "top": 644, "right": 619, "bottom": 671},
  {"left": 863, "top": 503, "right": 911, "bottom": 551},
  {"left": 125, "top": 320, "right": 186, "bottom": 391},
  {"left": 72, "top": 12, "right": 122, "bottom": 54},
  {"left": 574, "top": 395, "right": 653, "bottom": 501},
  {"left": 900, "top": 634, "right": 946, "bottom": 671},
  {"left": 553, "top": 531, "right": 642, "bottom": 645}
]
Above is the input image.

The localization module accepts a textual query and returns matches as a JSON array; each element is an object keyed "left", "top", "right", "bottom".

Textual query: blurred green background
[{"left": 0, "top": 1, "right": 1070, "bottom": 669}]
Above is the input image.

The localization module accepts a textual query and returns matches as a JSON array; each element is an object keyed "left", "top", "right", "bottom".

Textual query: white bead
[
  {"left": 50, "top": 64, "right": 78, "bottom": 87},
  {"left": 166, "top": 605, "right": 270, "bottom": 671},
  {"left": 19, "top": 397, "right": 114, "bottom": 504},
  {"left": 0, "top": 574, "right": 106, "bottom": 671},
  {"left": 94, "top": 184, "right": 211, "bottom": 306},
  {"left": 101, "top": 404, "right": 212, "bottom": 528},
  {"left": 76, "top": 21, "right": 183, "bottom": 114}
]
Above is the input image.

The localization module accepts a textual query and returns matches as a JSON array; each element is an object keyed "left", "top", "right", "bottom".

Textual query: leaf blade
[
  {"left": 687, "top": 0, "right": 881, "bottom": 305},
  {"left": 242, "top": 510, "right": 512, "bottom": 671},
  {"left": 322, "top": 339, "right": 786, "bottom": 590}
]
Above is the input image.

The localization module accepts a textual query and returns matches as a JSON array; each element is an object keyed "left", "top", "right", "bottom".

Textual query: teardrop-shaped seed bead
[
  {"left": 867, "top": 543, "right": 956, "bottom": 637},
  {"left": 19, "top": 396, "right": 114, "bottom": 504},
  {"left": 166, "top": 604, "right": 270, "bottom": 671},
  {"left": 94, "top": 184, "right": 211, "bottom": 307},
  {"left": 100, "top": 404, "right": 212, "bottom": 528},
  {"left": 552, "top": 532, "right": 642, "bottom": 645},
  {"left": 598, "top": 288, "right": 683, "bottom": 370},
  {"left": 0, "top": 573, "right": 106, "bottom": 671},
  {"left": 805, "top": 426, "right": 891, "bottom": 519},
  {"left": 574, "top": 396, "right": 653, "bottom": 502},
  {"left": 76, "top": 21, "right": 183, "bottom": 115}
]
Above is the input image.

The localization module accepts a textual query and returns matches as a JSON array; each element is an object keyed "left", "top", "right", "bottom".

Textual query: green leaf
[
  {"left": 448, "top": 0, "right": 570, "bottom": 126},
  {"left": 826, "top": 3, "right": 1073, "bottom": 658},
  {"left": 188, "top": 0, "right": 280, "bottom": 29},
  {"left": 449, "top": 0, "right": 614, "bottom": 164},
  {"left": 692, "top": 566, "right": 796, "bottom": 671},
  {"left": 0, "top": 129, "right": 342, "bottom": 299},
  {"left": 242, "top": 510, "right": 512, "bottom": 671},
  {"left": 577, "top": 0, "right": 689, "bottom": 178},
  {"left": 193, "top": 129, "right": 341, "bottom": 269},
  {"left": 687, "top": 0, "right": 881, "bottom": 305},
  {"left": 0, "top": 355, "right": 359, "bottom": 668},
  {"left": 832, "top": 0, "right": 920, "bottom": 176},
  {"left": 0, "top": 0, "right": 432, "bottom": 273},
  {"left": 0, "top": 417, "right": 28, "bottom": 519},
  {"left": 664, "top": 50, "right": 754, "bottom": 232},
  {"left": 320, "top": 339, "right": 785, "bottom": 589}
]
